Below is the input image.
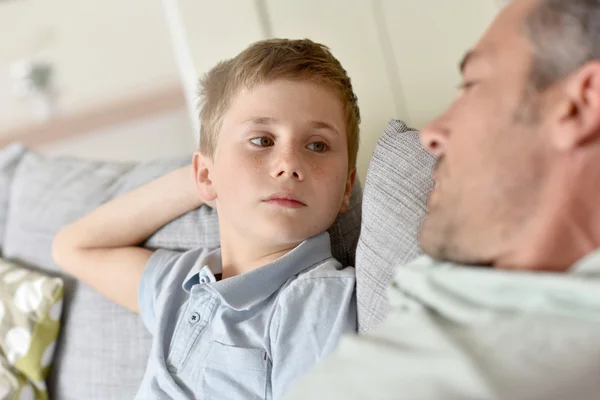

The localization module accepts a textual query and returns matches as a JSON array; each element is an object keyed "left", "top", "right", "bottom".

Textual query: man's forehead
[
  {"left": 465, "top": 0, "right": 538, "bottom": 66},
  {"left": 483, "top": 0, "right": 539, "bottom": 41}
]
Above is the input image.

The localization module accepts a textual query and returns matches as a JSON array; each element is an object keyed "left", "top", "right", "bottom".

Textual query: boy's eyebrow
[
  {"left": 309, "top": 121, "right": 340, "bottom": 136},
  {"left": 243, "top": 117, "right": 278, "bottom": 125},
  {"left": 243, "top": 117, "right": 340, "bottom": 135}
]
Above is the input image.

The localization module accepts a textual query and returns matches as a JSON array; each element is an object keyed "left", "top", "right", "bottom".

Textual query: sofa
[{"left": 0, "top": 120, "right": 434, "bottom": 399}]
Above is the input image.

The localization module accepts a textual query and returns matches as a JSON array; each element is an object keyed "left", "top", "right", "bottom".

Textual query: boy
[{"left": 52, "top": 38, "right": 360, "bottom": 399}]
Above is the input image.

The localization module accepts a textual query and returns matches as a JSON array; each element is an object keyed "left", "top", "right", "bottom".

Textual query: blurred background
[{"left": 0, "top": 0, "right": 500, "bottom": 182}]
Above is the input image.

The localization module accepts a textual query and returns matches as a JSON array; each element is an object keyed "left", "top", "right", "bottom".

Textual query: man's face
[
  {"left": 419, "top": 0, "right": 551, "bottom": 265},
  {"left": 207, "top": 79, "right": 354, "bottom": 250}
]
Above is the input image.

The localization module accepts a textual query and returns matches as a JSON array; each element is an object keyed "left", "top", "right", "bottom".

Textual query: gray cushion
[
  {"left": 3, "top": 150, "right": 362, "bottom": 399},
  {"left": 356, "top": 120, "right": 435, "bottom": 333},
  {"left": 0, "top": 144, "right": 27, "bottom": 255}
]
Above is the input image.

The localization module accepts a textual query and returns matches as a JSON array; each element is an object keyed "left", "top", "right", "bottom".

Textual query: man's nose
[{"left": 420, "top": 118, "right": 448, "bottom": 158}]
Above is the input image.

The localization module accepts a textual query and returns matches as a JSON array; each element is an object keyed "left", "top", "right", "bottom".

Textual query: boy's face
[{"left": 198, "top": 79, "right": 355, "bottom": 250}]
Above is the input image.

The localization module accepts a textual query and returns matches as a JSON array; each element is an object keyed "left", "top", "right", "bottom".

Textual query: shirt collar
[
  {"left": 571, "top": 248, "right": 600, "bottom": 276},
  {"left": 182, "top": 232, "right": 333, "bottom": 311},
  {"left": 391, "top": 252, "right": 600, "bottom": 325},
  {"left": 182, "top": 250, "right": 223, "bottom": 291}
]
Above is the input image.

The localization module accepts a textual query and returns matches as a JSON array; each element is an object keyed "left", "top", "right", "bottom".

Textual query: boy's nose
[
  {"left": 272, "top": 153, "right": 305, "bottom": 181},
  {"left": 277, "top": 170, "right": 301, "bottom": 179}
]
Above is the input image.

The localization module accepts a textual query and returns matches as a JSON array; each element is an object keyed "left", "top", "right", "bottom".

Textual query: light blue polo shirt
[{"left": 135, "top": 232, "right": 356, "bottom": 399}]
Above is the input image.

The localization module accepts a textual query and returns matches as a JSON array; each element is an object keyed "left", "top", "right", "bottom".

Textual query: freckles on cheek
[
  {"left": 310, "top": 160, "right": 326, "bottom": 178},
  {"left": 226, "top": 151, "right": 261, "bottom": 174},
  {"left": 239, "top": 152, "right": 263, "bottom": 171},
  {"left": 252, "top": 155, "right": 264, "bottom": 171}
]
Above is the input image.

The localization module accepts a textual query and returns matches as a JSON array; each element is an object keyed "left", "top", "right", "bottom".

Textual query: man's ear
[
  {"left": 552, "top": 61, "right": 600, "bottom": 151},
  {"left": 192, "top": 150, "right": 217, "bottom": 205},
  {"left": 339, "top": 169, "right": 357, "bottom": 214}
]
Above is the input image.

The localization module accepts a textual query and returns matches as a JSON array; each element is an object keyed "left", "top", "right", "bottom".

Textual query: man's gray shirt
[
  {"left": 286, "top": 249, "right": 600, "bottom": 400},
  {"left": 135, "top": 232, "right": 356, "bottom": 399}
]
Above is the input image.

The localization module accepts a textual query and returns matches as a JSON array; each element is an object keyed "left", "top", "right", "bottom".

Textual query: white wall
[
  {"left": 40, "top": 108, "right": 196, "bottom": 162},
  {"left": 1, "top": 0, "right": 501, "bottom": 173},
  {"left": 0, "top": 0, "right": 179, "bottom": 129},
  {"left": 161, "top": 0, "right": 267, "bottom": 134},
  {"left": 382, "top": 0, "right": 499, "bottom": 128},
  {"left": 168, "top": 0, "right": 500, "bottom": 181}
]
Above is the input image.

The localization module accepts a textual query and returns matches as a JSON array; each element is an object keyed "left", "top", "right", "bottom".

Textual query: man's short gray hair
[{"left": 524, "top": 0, "right": 600, "bottom": 91}]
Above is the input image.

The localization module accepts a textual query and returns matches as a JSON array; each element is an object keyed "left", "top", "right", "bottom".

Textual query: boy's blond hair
[{"left": 197, "top": 38, "right": 361, "bottom": 172}]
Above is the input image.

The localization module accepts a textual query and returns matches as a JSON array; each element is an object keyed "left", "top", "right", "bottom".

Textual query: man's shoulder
[
  {"left": 391, "top": 254, "right": 458, "bottom": 278},
  {"left": 401, "top": 254, "right": 443, "bottom": 267}
]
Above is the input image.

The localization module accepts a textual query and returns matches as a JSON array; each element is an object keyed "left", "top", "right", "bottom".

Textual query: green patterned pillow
[{"left": 0, "top": 259, "right": 63, "bottom": 400}]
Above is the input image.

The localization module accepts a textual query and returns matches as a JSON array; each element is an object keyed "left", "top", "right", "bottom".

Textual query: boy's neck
[{"left": 218, "top": 232, "right": 303, "bottom": 279}]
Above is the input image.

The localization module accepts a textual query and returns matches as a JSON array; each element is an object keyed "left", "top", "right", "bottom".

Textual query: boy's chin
[{"left": 258, "top": 222, "right": 326, "bottom": 246}]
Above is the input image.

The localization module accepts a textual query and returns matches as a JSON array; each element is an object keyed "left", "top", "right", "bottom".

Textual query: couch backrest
[{"left": 356, "top": 120, "right": 435, "bottom": 333}]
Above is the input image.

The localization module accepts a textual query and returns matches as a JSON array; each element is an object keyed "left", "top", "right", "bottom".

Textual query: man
[{"left": 285, "top": 0, "right": 600, "bottom": 398}]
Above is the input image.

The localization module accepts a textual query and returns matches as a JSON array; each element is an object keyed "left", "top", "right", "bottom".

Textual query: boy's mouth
[{"left": 263, "top": 193, "right": 307, "bottom": 208}]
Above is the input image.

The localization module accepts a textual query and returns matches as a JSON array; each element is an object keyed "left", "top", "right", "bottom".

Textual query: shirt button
[
  {"left": 188, "top": 312, "right": 201, "bottom": 324},
  {"left": 199, "top": 276, "right": 209, "bottom": 284}
]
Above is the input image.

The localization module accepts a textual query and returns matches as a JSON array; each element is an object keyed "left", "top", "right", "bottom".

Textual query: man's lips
[{"left": 263, "top": 193, "right": 306, "bottom": 208}]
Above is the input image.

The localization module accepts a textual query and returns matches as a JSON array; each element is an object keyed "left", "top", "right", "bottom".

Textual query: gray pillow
[
  {"left": 356, "top": 120, "right": 435, "bottom": 333},
  {"left": 0, "top": 144, "right": 27, "bottom": 255},
  {"left": 3, "top": 150, "right": 362, "bottom": 400}
]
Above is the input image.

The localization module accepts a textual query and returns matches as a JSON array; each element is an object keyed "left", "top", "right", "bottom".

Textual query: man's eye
[
  {"left": 306, "top": 142, "right": 328, "bottom": 152},
  {"left": 250, "top": 137, "right": 274, "bottom": 147},
  {"left": 457, "top": 81, "right": 477, "bottom": 91}
]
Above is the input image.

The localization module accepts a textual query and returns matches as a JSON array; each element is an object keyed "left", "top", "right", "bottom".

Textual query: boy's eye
[
  {"left": 250, "top": 137, "right": 274, "bottom": 147},
  {"left": 306, "top": 142, "right": 328, "bottom": 152}
]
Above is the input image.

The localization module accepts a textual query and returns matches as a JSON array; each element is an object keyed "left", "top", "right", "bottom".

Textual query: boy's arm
[{"left": 52, "top": 165, "right": 204, "bottom": 313}]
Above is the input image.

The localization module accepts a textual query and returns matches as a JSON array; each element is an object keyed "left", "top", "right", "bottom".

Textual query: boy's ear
[
  {"left": 192, "top": 150, "right": 217, "bottom": 204},
  {"left": 339, "top": 169, "right": 357, "bottom": 214}
]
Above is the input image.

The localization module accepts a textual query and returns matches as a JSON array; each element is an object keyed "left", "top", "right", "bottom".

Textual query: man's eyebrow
[{"left": 459, "top": 50, "right": 477, "bottom": 74}]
